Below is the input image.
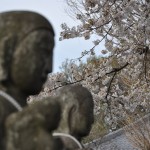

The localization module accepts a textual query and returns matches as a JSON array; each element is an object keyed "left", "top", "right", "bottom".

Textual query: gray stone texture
[
  {"left": 0, "top": 11, "right": 54, "bottom": 149},
  {"left": 85, "top": 114, "right": 150, "bottom": 150},
  {"left": 5, "top": 97, "right": 62, "bottom": 150},
  {"left": 5, "top": 85, "right": 94, "bottom": 150},
  {"left": 55, "top": 85, "right": 94, "bottom": 149}
]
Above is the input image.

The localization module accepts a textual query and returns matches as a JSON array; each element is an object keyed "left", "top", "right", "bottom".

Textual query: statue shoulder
[{"left": 0, "top": 95, "right": 17, "bottom": 122}]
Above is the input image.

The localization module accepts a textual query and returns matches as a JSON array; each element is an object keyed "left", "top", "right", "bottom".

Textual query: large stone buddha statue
[{"left": 0, "top": 11, "right": 55, "bottom": 149}]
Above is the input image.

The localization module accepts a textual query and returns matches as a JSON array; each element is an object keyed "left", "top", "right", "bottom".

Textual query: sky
[{"left": 0, "top": 0, "right": 103, "bottom": 72}]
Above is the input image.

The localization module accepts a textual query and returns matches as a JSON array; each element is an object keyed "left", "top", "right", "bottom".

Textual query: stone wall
[{"left": 85, "top": 113, "right": 150, "bottom": 150}]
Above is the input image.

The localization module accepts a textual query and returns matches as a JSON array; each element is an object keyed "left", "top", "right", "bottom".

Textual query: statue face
[{"left": 10, "top": 30, "right": 54, "bottom": 95}]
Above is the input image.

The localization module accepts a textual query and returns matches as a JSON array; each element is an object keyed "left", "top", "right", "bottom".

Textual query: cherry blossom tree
[{"left": 29, "top": 0, "right": 150, "bottom": 130}]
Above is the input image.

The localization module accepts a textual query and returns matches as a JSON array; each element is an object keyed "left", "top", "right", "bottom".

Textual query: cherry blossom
[{"left": 28, "top": 0, "right": 150, "bottom": 130}]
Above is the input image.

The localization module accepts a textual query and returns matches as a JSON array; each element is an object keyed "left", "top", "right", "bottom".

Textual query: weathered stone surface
[
  {"left": 5, "top": 97, "right": 62, "bottom": 150},
  {"left": 0, "top": 11, "right": 54, "bottom": 149},
  {"left": 85, "top": 114, "right": 150, "bottom": 150},
  {"left": 0, "top": 11, "right": 54, "bottom": 100},
  {"left": 0, "top": 96, "right": 17, "bottom": 150},
  {"left": 54, "top": 85, "right": 94, "bottom": 149},
  {"left": 86, "top": 130, "right": 137, "bottom": 150},
  {"left": 5, "top": 84, "right": 94, "bottom": 150}
]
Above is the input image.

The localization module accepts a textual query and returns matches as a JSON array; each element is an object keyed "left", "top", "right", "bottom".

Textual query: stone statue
[
  {"left": 0, "top": 11, "right": 94, "bottom": 150},
  {"left": 54, "top": 85, "right": 94, "bottom": 149},
  {"left": 5, "top": 84, "right": 94, "bottom": 150},
  {"left": 0, "top": 11, "right": 54, "bottom": 149},
  {"left": 5, "top": 97, "right": 63, "bottom": 150}
]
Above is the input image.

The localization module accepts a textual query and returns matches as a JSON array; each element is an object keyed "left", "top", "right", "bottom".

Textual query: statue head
[
  {"left": 0, "top": 11, "right": 54, "bottom": 102},
  {"left": 56, "top": 85, "right": 94, "bottom": 141}
]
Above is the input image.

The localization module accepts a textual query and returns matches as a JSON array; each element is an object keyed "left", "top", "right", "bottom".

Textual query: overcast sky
[{"left": 0, "top": 0, "right": 103, "bottom": 72}]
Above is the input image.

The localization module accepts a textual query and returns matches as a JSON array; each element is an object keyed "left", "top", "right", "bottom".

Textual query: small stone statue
[
  {"left": 5, "top": 97, "right": 63, "bottom": 150},
  {"left": 0, "top": 11, "right": 54, "bottom": 149},
  {"left": 55, "top": 85, "right": 94, "bottom": 149}
]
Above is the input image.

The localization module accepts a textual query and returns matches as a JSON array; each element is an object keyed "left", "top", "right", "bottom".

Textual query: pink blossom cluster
[{"left": 28, "top": 0, "right": 150, "bottom": 130}]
